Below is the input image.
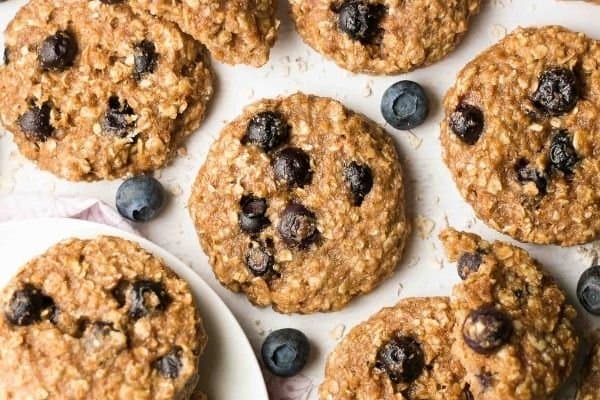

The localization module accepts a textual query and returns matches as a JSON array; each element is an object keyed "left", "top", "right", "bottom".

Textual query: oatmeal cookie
[
  {"left": 440, "top": 228, "right": 579, "bottom": 400},
  {"left": 189, "top": 93, "right": 408, "bottom": 314},
  {"left": 578, "top": 333, "right": 600, "bottom": 400},
  {"left": 441, "top": 26, "right": 600, "bottom": 246},
  {"left": 0, "top": 236, "right": 206, "bottom": 399},
  {"left": 128, "top": 0, "right": 278, "bottom": 67},
  {"left": 290, "top": 0, "right": 480, "bottom": 75},
  {"left": 320, "top": 297, "right": 469, "bottom": 400},
  {"left": 0, "top": 0, "right": 213, "bottom": 181}
]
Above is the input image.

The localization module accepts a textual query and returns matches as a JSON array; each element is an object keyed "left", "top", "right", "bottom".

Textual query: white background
[{"left": 2, "top": 0, "right": 600, "bottom": 398}]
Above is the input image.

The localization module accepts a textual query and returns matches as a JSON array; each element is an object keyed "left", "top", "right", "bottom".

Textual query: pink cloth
[{"left": 0, "top": 194, "right": 314, "bottom": 400}]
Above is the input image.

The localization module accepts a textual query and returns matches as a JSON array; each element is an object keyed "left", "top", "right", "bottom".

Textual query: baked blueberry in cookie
[
  {"left": 244, "top": 111, "right": 290, "bottom": 152},
  {"left": 5, "top": 284, "right": 55, "bottom": 326},
  {"left": 38, "top": 31, "right": 77, "bottom": 71},
  {"left": 531, "top": 67, "right": 579, "bottom": 116},
  {"left": 18, "top": 103, "right": 53, "bottom": 141},
  {"left": 133, "top": 39, "right": 159, "bottom": 81},
  {"left": 374, "top": 334, "right": 425, "bottom": 384},
  {"left": 462, "top": 305, "right": 512, "bottom": 354},
  {"left": 336, "top": 0, "right": 386, "bottom": 44}
]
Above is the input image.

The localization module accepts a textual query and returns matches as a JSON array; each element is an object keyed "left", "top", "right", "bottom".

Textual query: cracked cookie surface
[
  {"left": 0, "top": 0, "right": 213, "bottom": 181},
  {"left": 440, "top": 228, "right": 579, "bottom": 400},
  {"left": 290, "top": 0, "right": 480, "bottom": 74},
  {"left": 441, "top": 26, "right": 600, "bottom": 245},
  {"left": 189, "top": 93, "right": 408, "bottom": 314},
  {"left": 0, "top": 236, "right": 206, "bottom": 399}
]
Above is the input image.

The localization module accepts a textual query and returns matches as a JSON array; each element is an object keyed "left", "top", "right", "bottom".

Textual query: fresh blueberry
[
  {"left": 153, "top": 347, "right": 183, "bottom": 378},
  {"left": 381, "top": 81, "right": 429, "bottom": 130},
  {"left": 5, "top": 284, "right": 56, "bottom": 326},
  {"left": 18, "top": 103, "right": 54, "bottom": 141},
  {"left": 549, "top": 130, "right": 578, "bottom": 174},
  {"left": 336, "top": 0, "right": 386, "bottom": 44},
  {"left": 244, "top": 111, "right": 289, "bottom": 152},
  {"left": 462, "top": 305, "right": 512, "bottom": 354},
  {"left": 239, "top": 195, "right": 269, "bottom": 234},
  {"left": 277, "top": 203, "right": 319, "bottom": 248},
  {"left": 577, "top": 265, "right": 600, "bottom": 315},
  {"left": 261, "top": 328, "right": 310, "bottom": 377},
  {"left": 515, "top": 158, "right": 547, "bottom": 194},
  {"left": 449, "top": 102, "right": 484, "bottom": 145},
  {"left": 134, "top": 40, "right": 158, "bottom": 81},
  {"left": 457, "top": 251, "right": 483, "bottom": 280},
  {"left": 532, "top": 68, "right": 579, "bottom": 116},
  {"left": 245, "top": 242, "right": 275, "bottom": 276},
  {"left": 344, "top": 161, "right": 373, "bottom": 206},
  {"left": 129, "top": 280, "right": 171, "bottom": 320},
  {"left": 272, "top": 147, "right": 312, "bottom": 187},
  {"left": 38, "top": 31, "right": 77, "bottom": 71},
  {"left": 374, "top": 334, "right": 425, "bottom": 383},
  {"left": 116, "top": 176, "right": 165, "bottom": 222}
]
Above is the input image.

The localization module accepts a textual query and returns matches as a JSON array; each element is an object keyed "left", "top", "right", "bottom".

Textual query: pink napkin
[{"left": 0, "top": 194, "right": 313, "bottom": 400}]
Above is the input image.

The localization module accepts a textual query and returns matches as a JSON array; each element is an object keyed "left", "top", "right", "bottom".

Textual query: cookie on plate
[
  {"left": 290, "top": 0, "right": 480, "bottom": 74},
  {"left": 440, "top": 228, "right": 579, "bottom": 400},
  {"left": 578, "top": 332, "right": 600, "bottom": 400},
  {"left": 441, "top": 26, "right": 600, "bottom": 246},
  {"left": 189, "top": 93, "right": 408, "bottom": 314},
  {"left": 128, "top": 0, "right": 278, "bottom": 67},
  {"left": 0, "top": 236, "right": 206, "bottom": 399},
  {"left": 0, "top": 0, "right": 213, "bottom": 181},
  {"left": 320, "top": 297, "right": 469, "bottom": 400}
]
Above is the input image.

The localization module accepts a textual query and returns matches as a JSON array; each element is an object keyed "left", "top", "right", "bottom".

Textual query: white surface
[
  {"left": 2, "top": 0, "right": 600, "bottom": 398},
  {"left": 0, "top": 218, "right": 269, "bottom": 400}
]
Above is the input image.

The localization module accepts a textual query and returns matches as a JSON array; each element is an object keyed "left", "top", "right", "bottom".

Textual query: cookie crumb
[{"left": 415, "top": 214, "right": 435, "bottom": 239}]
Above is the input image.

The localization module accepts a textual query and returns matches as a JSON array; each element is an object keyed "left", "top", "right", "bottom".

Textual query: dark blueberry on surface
[
  {"left": 532, "top": 68, "right": 579, "bottom": 116},
  {"left": 272, "top": 147, "right": 312, "bottom": 187},
  {"left": 102, "top": 96, "right": 136, "bottom": 137},
  {"left": 277, "top": 203, "right": 319, "bottom": 248},
  {"left": 549, "top": 130, "right": 578, "bottom": 174},
  {"left": 337, "top": 0, "right": 386, "bottom": 44},
  {"left": 515, "top": 158, "right": 547, "bottom": 194},
  {"left": 38, "top": 31, "right": 77, "bottom": 71},
  {"left": 134, "top": 40, "right": 158, "bottom": 80},
  {"left": 239, "top": 195, "right": 269, "bottom": 234},
  {"left": 457, "top": 251, "right": 483, "bottom": 280},
  {"left": 244, "top": 111, "right": 289, "bottom": 152},
  {"left": 18, "top": 103, "right": 53, "bottom": 141},
  {"left": 129, "top": 280, "right": 171, "bottom": 320},
  {"left": 5, "top": 284, "right": 55, "bottom": 326},
  {"left": 381, "top": 81, "right": 429, "bottom": 130},
  {"left": 449, "top": 102, "right": 484, "bottom": 145},
  {"left": 374, "top": 335, "right": 425, "bottom": 384},
  {"left": 577, "top": 265, "right": 600, "bottom": 315},
  {"left": 462, "top": 306, "right": 512, "bottom": 354},
  {"left": 344, "top": 161, "right": 373, "bottom": 206},
  {"left": 245, "top": 243, "right": 275, "bottom": 276},
  {"left": 116, "top": 176, "right": 165, "bottom": 222},
  {"left": 153, "top": 347, "right": 183, "bottom": 379},
  {"left": 261, "top": 328, "right": 310, "bottom": 377},
  {"left": 111, "top": 279, "right": 129, "bottom": 307}
]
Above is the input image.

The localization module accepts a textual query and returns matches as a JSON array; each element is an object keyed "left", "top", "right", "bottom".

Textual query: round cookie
[
  {"left": 0, "top": 236, "right": 206, "bottom": 399},
  {"left": 320, "top": 297, "right": 469, "bottom": 400},
  {"left": 578, "top": 332, "right": 600, "bottom": 400},
  {"left": 128, "top": 0, "right": 278, "bottom": 67},
  {"left": 290, "top": 0, "right": 480, "bottom": 74},
  {"left": 188, "top": 93, "right": 408, "bottom": 314},
  {"left": 0, "top": 0, "right": 213, "bottom": 181},
  {"left": 440, "top": 228, "right": 579, "bottom": 400},
  {"left": 441, "top": 26, "right": 600, "bottom": 246}
]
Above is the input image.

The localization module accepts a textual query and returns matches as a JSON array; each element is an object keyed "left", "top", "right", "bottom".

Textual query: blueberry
[
  {"left": 381, "top": 81, "right": 429, "bottom": 130},
  {"left": 18, "top": 103, "right": 53, "bottom": 141},
  {"left": 449, "top": 102, "right": 484, "bottom": 145},
  {"left": 244, "top": 111, "right": 289, "bottom": 152},
  {"left": 116, "top": 176, "right": 165, "bottom": 222},
  {"left": 577, "top": 265, "right": 600, "bottom": 315},
  {"left": 374, "top": 335, "right": 425, "bottom": 384},
  {"left": 38, "top": 31, "right": 77, "bottom": 71},
  {"left": 344, "top": 161, "right": 373, "bottom": 206},
  {"left": 134, "top": 40, "right": 158, "bottom": 81},
  {"left": 239, "top": 195, "right": 269, "bottom": 234},
  {"left": 245, "top": 242, "right": 275, "bottom": 276},
  {"left": 462, "top": 305, "right": 512, "bottom": 354},
  {"left": 532, "top": 68, "right": 579, "bottom": 116},
  {"left": 515, "top": 158, "right": 547, "bottom": 194},
  {"left": 457, "top": 251, "right": 483, "bottom": 280},
  {"left": 5, "top": 284, "right": 56, "bottom": 326},
  {"left": 272, "top": 147, "right": 312, "bottom": 187},
  {"left": 261, "top": 328, "right": 310, "bottom": 377},
  {"left": 336, "top": 0, "right": 386, "bottom": 44},
  {"left": 129, "top": 280, "right": 171, "bottom": 320},
  {"left": 277, "top": 203, "right": 319, "bottom": 248},
  {"left": 102, "top": 96, "right": 136, "bottom": 137},
  {"left": 153, "top": 347, "right": 183, "bottom": 379},
  {"left": 549, "top": 130, "right": 578, "bottom": 174}
]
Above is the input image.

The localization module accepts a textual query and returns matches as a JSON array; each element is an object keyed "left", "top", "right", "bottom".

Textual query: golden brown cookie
[
  {"left": 0, "top": 236, "right": 206, "bottom": 399},
  {"left": 0, "top": 0, "right": 213, "bottom": 181},
  {"left": 290, "top": 0, "right": 480, "bottom": 74},
  {"left": 578, "top": 332, "right": 600, "bottom": 400},
  {"left": 440, "top": 228, "right": 579, "bottom": 400},
  {"left": 189, "top": 93, "right": 408, "bottom": 314},
  {"left": 441, "top": 26, "right": 600, "bottom": 246}
]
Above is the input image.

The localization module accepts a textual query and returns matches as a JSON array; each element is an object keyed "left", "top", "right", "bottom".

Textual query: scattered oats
[
  {"left": 362, "top": 80, "right": 373, "bottom": 97},
  {"left": 295, "top": 57, "right": 308, "bottom": 72},
  {"left": 490, "top": 24, "right": 507, "bottom": 39},
  {"left": 433, "top": 256, "right": 444, "bottom": 270},
  {"left": 176, "top": 146, "right": 188, "bottom": 157},
  {"left": 169, "top": 183, "right": 183, "bottom": 197},
  {"left": 397, "top": 282, "right": 404, "bottom": 296},
  {"left": 329, "top": 324, "right": 346, "bottom": 340},
  {"left": 407, "top": 256, "right": 420, "bottom": 268},
  {"left": 415, "top": 214, "right": 435, "bottom": 239},
  {"left": 404, "top": 130, "right": 423, "bottom": 149}
]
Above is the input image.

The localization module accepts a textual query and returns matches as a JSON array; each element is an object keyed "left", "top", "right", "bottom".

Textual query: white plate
[{"left": 0, "top": 217, "right": 269, "bottom": 400}]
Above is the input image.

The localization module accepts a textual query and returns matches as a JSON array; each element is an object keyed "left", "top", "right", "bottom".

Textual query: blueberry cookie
[
  {"left": 189, "top": 93, "right": 408, "bottom": 314},
  {"left": 441, "top": 26, "right": 600, "bottom": 246},
  {"left": 578, "top": 333, "right": 600, "bottom": 400},
  {"left": 0, "top": 0, "right": 213, "bottom": 181},
  {"left": 290, "top": 0, "right": 480, "bottom": 74},
  {"left": 440, "top": 228, "right": 579, "bottom": 400},
  {"left": 128, "top": 0, "right": 278, "bottom": 67},
  {"left": 0, "top": 236, "right": 206, "bottom": 399},
  {"left": 320, "top": 297, "right": 469, "bottom": 400}
]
